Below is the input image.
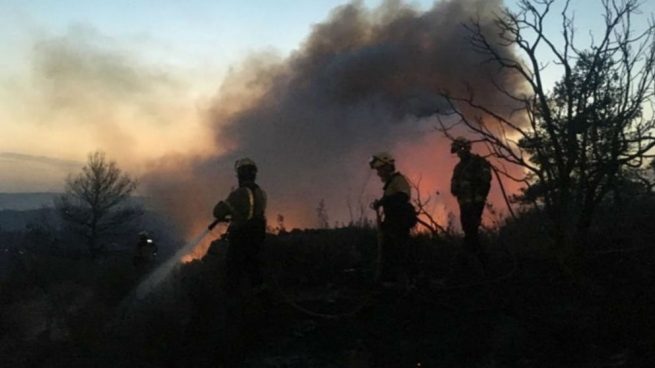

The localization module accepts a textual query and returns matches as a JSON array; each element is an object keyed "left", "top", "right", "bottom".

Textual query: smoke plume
[{"left": 143, "top": 0, "right": 525, "bottom": 243}]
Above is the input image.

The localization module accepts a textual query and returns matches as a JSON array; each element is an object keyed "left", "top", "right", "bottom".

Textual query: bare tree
[
  {"left": 408, "top": 177, "right": 450, "bottom": 238},
  {"left": 57, "top": 151, "right": 141, "bottom": 256},
  {"left": 438, "top": 0, "right": 655, "bottom": 253}
]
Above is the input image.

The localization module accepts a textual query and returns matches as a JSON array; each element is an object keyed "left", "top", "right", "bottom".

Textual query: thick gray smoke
[{"left": 143, "top": 0, "right": 523, "bottom": 235}]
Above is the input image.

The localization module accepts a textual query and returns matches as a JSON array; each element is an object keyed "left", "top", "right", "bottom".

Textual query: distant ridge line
[
  {"left": 0, "top": 152, "right": 83, "bottom": 168},
  {"left": 0, "top": 192, "right": 61, "bottom": 210},
  {"left": 0, "top": 193, "right": 149, "bottom": 211}
]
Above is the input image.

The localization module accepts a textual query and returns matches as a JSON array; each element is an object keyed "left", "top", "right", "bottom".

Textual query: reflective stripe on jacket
[
  {"left": 213, "top": 182, "right": 267, "bottom": 227},
  {"left": 380, "top": 172, "right": 412, "bottom": 228}
]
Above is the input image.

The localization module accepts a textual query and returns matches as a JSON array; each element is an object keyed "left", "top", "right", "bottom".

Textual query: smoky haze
[
  {"left": 142, "top": 0, "right": 524, "bottom": 240},
  {"left": 0, "top": 23, "right": 215, "bottom": 178}
]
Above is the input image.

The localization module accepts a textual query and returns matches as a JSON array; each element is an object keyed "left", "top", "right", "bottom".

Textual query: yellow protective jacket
[
  {"left": 451, "top": 154, "right": 492, "bottom": 204},
  {"left": 213, "top": 182, "right": 267, "bottom": 229},
  {"left": 380, "top": 172, "right": 414, "bottom": 229}
]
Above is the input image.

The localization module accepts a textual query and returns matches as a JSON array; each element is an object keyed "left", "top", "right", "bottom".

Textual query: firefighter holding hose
[{"left": 211, "top": 158, "right": 267, "bottom": 295}]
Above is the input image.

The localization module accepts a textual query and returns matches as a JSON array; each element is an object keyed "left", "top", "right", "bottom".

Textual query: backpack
[{"left": 402, "top": 201, "right": 418, "bottom": 229}]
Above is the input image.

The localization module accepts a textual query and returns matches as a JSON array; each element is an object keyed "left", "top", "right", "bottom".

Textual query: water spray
[{"left": 134, "top": 219, "right": 220, "bottom": 299}]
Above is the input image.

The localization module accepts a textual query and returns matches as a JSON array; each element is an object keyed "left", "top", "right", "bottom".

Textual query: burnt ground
[
  {"left": 217, "top": 252, "right": 655, "bottom": 368},
  {"left": 2, "top": 226, "right": 655, "bottom": 368},
  {"left": 115, "top": 228, "right": 655, "bottom": 367}
]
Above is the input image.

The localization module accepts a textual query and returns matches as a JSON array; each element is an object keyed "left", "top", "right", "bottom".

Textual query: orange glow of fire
[
  {"left": 180, "top": 235, "right": 214, "bottom": 263},
  {"left": 395, "top": 132, "right": 525, "bottom": 230},
  {"left": 174, "top": 131, "right": 524, "bottom": 264},
  {"left": 179, "top": 221, "right": 226, "bottom": 263},
  {"left": 179, "top": 216, "right": 305, "bottom": 263}
]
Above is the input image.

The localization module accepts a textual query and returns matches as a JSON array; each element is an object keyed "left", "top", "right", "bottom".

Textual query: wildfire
[
  {"left": 179, "top": 221, "right": 226, "bottom": 263},
  {"left": 180, "top": 236, "right": 214, "bottom": 263},
  {"left": 171, "top": 134, "right": 522, "bottom": 265},
  {"left": 179, "top": 216, "right": 306, "bottom": 263},
  {"left": 140, "top": 0, "right": 529, "bottom": 243}
]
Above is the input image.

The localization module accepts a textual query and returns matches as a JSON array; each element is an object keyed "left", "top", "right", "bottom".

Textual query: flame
[
  {"left": 180, "top": 236, "right": 214, "bottom": 263},
  {"left": 179, "top": 221, "right": 224, "bottom": 263},
  {"left": 178, "top": 216, "right": 306, "bottom": 263}
]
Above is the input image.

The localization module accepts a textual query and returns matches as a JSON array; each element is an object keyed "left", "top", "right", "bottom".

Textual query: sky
[
  {"left": 0, "top": 0, "right": 379, "bottom": 189},
  {"left": 0, "top": 0, "right": 442, "bottom": 192},
  {"left": 0, "top": 0, "right": 653, "bottom": 231}
]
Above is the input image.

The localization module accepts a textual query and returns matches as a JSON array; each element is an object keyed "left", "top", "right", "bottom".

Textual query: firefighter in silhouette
[
  {"left": 211, "top": 157, "right": 267, "bottom": 295},
  {"left": 370, "top": 152, "right": 417, "bottom": 286},
  {"left": 133, "top": 231, "right": 158, "bottom": 267},
  {"left": 450, "top": 137, "right": 492, "bottom": 267}
]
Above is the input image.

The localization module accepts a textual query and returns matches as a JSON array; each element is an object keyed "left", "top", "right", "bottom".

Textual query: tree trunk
[
  {"left": 88, "top": 216, "right": 99, "bottom": 257},
  {"left": 550, "top": 187, "right": 587, "bottom": 284}
]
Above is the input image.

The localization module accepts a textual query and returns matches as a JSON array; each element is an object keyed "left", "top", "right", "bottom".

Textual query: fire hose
[
  {"left": 269, "top": 204, "right": 520, "bottom": 319},
  {"left": 268, "top": 206, "right": 386, "bottom": 320},
  {"left": 269, "top": 203, "right": 499, "bottom": 320},
  {"left": 133, "top": 220, "right": 223, "bottom": 300}
]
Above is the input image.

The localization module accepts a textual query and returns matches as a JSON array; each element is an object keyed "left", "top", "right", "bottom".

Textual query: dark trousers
[
  {"left": 458, "top": 200, "right": 487, "bottom": 264},
  {"left": 224, "top": 230, "right": 264, "bottom": 295},
  {"left": 379, "top": 224, "right": 411, "bottom": 283}
]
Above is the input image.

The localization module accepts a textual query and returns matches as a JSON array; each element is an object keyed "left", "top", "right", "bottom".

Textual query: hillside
[
  {"left": 0, "top": 193, "right": 60, "bottom": 211},
  {"left": 1, "top": 211, "right": 654, "bottom": 367}
]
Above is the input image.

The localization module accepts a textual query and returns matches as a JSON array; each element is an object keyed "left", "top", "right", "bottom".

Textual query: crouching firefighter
[
  {"left": 369, "top": 152, "right": 417, "bottom": 286},
  {"left": 210, "top": 158, "right": 267, "bottom": 295},
  {"left": 450, "top": 137, "right": 492, "bottom": 269}
]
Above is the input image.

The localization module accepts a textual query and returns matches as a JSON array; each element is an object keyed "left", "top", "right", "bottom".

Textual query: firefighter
[
  {"left": 450, "top": 137, "right": 492, "bottom": 267},
  {"left": 369, "top": 152, "right": 417, "bottom": 286},
  {"left": 211, "top": 157, "right": 267, "bottom": 295},
  {"left": 133, "top": 231, "right": 158, "bottom": 267}
]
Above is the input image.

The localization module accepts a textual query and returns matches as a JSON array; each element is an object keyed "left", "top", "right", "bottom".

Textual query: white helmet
[
  {"left": 234, "top": 157, "right": 257, "bottom": 171},
  {"left": 369, "top": 152, "right": 395, "bottom": 169}
]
